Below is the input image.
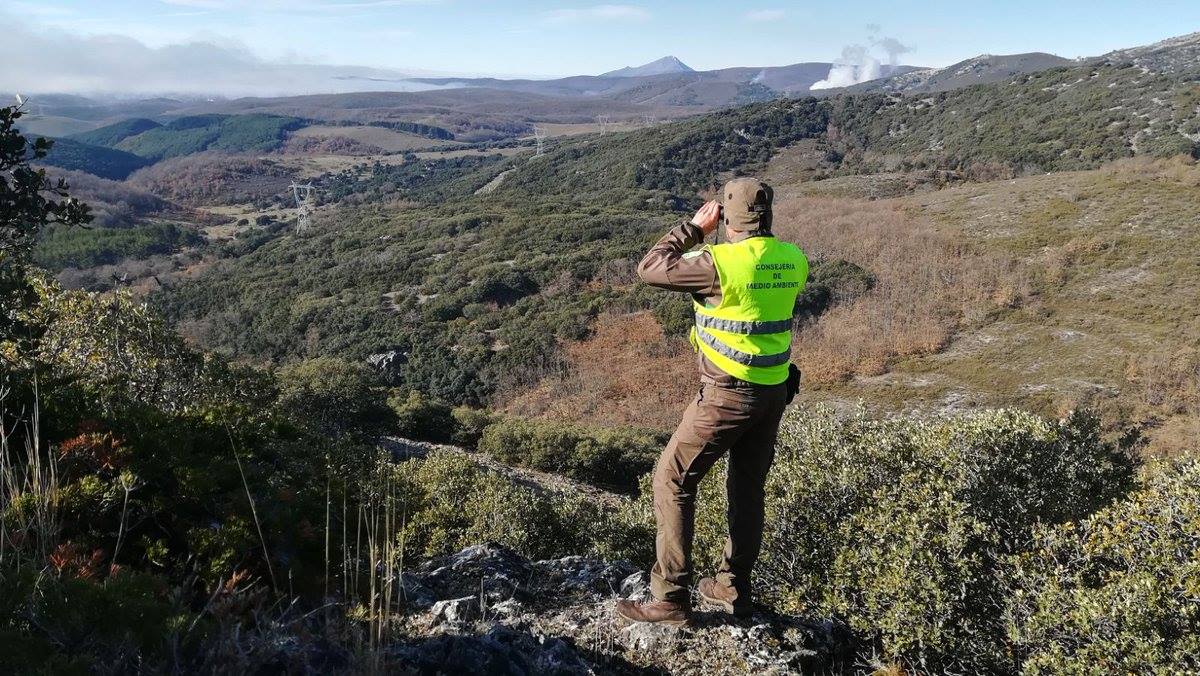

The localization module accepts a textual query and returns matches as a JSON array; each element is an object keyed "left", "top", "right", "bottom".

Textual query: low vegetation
[
  {"left": 127, "top": 152, "right": 296, "bottom": 208},
  {"left": 34, "top": 222, "right": 203, "bottom": 271},
  {"left": 773, "top": 195, "right": 1024, "bottom": 384},
  {"left": 5, "top": 37, "right": 1200, "bottom": 669},
  {"left": 116, "top": 114, "right": 307, "bottom": 162},
  {"left": 610, "top": 406, "right": 1154, "bottom": 672},
  {"left": 1006, "top": 457, "right": 1200, "bottom": 673},
  {"left": 477, "top": 418, "right": 665, "bottom": 491},
  {"left": 37, "top": 136, "right": 153, "bottom": 180}
]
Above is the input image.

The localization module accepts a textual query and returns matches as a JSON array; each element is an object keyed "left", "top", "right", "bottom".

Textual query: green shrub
[
  {"left": 277, "top": 357, "right": 394, "bottom": 440},
  {"left": 613, "top": 406, "right": 1134, "bottom": 672},
  {"left": 1006, "top": 457, "right": 1200, "bottom": 674},
  {"left": 395, "top": 450, "right": 596, "bottom": 559},
  {"left": 477, "top": 418, "right": 665, "bottom": 490},
  {"left": 389, "top": 389, "right": 456, "bottom": 443},
  {"left": 35, "top": 222, "right": 204, "bottom": 271},
  {"left": 450, "top": 406, "right": 496, "bottom": 448}
]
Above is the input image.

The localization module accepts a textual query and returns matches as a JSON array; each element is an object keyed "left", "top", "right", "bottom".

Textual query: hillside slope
[
  {"left": 69, "top": 117, "right": 163, "bottom": 147},
  {"left": 36, "top": 136, "right": 153, "bottom": 180},
  {"left": 847, "top": 52, "right": 1073, "bottom": 94},
  {"left": 764, "top": 159, "right": 1200, "bottom": 454},
  {"left": 150, "top": 33, "right": 1200, "bottom": 414},
  {"left": 828, "top": 56, "right": 1200, "bottom": 173},
  {"left": 115, "top": 113, "right": 307, "bottom": 161}
]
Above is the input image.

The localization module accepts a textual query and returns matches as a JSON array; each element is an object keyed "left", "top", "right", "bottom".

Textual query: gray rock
[
  {"left": 620, "top": 618, "right": 682, "bottom": 652},
  {"left": 365, "top": 351, "right": 406, "bottom": 383},
  {"left": 430, "top": 595, "right": 479, "bottom": 625},
  {"left": 417, "top": 543, "right": 532, "bottom": 603},
  {"left": 534, "top": 555, "right": 638, "bottom": 599},
  {"left": 490, "top": 598, "right": 525, "bottom": 619},
  {"left": 618, "top": 571, "right": 652, "bottom": 602},
  {"left": 394, "top": 543, "right": 852, "bottom": 673}
]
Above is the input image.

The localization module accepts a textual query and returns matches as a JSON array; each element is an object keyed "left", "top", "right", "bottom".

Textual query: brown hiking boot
[
  {"left": 697, "top": 577, "right": 752, "bottom": 617},
  {"left": 614, "top": 599, "right": 691, "bottom": 627}
]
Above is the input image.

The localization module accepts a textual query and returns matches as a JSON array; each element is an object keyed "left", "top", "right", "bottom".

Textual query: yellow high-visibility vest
[{"left": 691, "top": 236, "right": 809, "bottom": 385}]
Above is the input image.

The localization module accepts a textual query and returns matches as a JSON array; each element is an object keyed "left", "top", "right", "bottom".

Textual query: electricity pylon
[
  {"left": 532, "top": 126, "right": 547, "bottom": 156},
  {"left": 290, "top": 182, "right": 316, "bottom": 233}
]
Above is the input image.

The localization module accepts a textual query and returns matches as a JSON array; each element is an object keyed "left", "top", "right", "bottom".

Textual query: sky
[{"left": 2, "top": 0, "right": 1199, "bottom": 95}]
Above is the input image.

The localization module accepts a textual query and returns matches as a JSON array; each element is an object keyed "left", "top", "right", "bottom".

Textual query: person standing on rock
[{"left": 616, "top": 178, "right": 807, "bottom": 626}]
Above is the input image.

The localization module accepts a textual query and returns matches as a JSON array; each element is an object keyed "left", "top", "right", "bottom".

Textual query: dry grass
[
  {"left": 502, "top": 312, "right": 695, "bottom": 431},
  {"left": 773, "top": 197, "right": 1025, "bottom": 384},
  {"left": 0, "top": 396, "right": 59, "bottom": 568},
  {"left": 505, "top": 197, "right": 1025, "bottom": 427},
  {"left": 1125, "top": 347, "right": 1200, "bottom": 457}
]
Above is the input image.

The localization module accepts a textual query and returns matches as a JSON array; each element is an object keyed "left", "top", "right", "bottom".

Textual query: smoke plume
[{"left": 810, "top": 30, "right": 913, "bottom": 90}]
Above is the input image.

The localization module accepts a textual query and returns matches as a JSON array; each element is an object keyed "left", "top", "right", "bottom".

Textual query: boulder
[{"left": 430, "top": 596, "right": 479, "bottom": 626}]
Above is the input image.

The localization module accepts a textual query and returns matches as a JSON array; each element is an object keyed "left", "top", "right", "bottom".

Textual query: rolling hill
[
  {"left": 410, "top": 60, "right": 923, "bottom": 108},
  {"left": 36, "top": 136, "right": 153, "bottom": 180},
  {"left": 142, "top": 30, "right": 1200, "bottom": 450},
  {"left": 68, "top": 117, "right": 163, "bottom": 147},
  {"left": 114, "top": 113, "right": 307, "bottom": 161}
]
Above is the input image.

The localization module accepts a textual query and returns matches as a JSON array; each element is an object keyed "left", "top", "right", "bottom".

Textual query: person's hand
[{"left": 690, "top": 200, "right": 721, "bottom": 235}]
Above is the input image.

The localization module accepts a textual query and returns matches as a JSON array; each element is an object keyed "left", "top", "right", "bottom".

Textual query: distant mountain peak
[{"left": 601, "top": 56, "right": 694, "bottom": 78}]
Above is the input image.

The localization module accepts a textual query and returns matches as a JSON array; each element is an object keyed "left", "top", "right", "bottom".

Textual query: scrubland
[{"left": 8, "top": 42, "right": 1200, "bottom": 671}]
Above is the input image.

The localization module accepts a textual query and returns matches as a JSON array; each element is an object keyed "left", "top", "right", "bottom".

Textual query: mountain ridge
[
  {"left": 843, "top": 52, "right": 1073, "bottom": 94},
  {"left": 601, "top": 55, "right": 695, "bottom": 78}
]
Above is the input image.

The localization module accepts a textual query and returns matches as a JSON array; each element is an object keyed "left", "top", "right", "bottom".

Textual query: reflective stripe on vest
[
  {"left": 691, "top": 236, "right": 809, "bottom": 385},
  {"left": 694, "top": 313, "right": 793, "bottom": 336},
  {"left": 694, "top": 324, "right": 792, "bottom": 367}
]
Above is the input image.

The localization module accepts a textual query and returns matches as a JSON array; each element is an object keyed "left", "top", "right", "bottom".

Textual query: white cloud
[
  {"left": 544, "top": 4, "right": 650, "bottom": 25},
  {"left": 745, "top": 9, "right": 785, "bottom": 22},
  {"left": 0, "top": 12, "right": 444, "bottom": 97}
]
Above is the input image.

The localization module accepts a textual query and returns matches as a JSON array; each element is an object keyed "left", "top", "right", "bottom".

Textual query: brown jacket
[{"left": 636, "top": 222, "right": 774, "bottom": 388}]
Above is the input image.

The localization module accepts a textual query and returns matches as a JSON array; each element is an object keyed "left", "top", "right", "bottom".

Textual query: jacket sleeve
[{"left": 636, "top": 222, "right": 720, "bottom": 295}]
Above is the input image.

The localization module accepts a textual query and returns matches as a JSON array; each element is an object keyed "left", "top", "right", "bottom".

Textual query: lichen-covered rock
[
  {"left": 417, "top": 542, "right": 533, "bottom": 603},
  {"left": 430, "top": 596, "right": 479, "bottom": 626},
  {"left": 618, "top": 571, "right": 651, "bottom": 602},
  {"left": 395, "top": 543, "right": 853, "bottom": 675}
]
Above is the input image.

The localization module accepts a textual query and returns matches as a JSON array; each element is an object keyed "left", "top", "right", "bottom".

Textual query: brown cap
[{"left": 721, "top": 177, "right": 773, "bottom": 230}]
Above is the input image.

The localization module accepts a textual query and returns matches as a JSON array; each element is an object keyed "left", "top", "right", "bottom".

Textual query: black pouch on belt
[{"left": 785, "top": 364, "right": 802, "bottom": 404}]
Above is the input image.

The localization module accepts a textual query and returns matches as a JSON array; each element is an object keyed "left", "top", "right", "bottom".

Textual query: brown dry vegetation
[
  {"left": 772, "top": 196, "right": 1026, "bottom": 384},
  {"left": 502, "top": 312, "right": 695, "bottom": 431},
  {"left": 281, "top": 134, "right": 384, "bottom": 156},
  {"left": 505, "top": 196, "right": 1025, "bottom": 430},
  {"left": 127, "top": 152, "right": 295, "bottom": 207},
  {"left": 829, "top": 157, "right": 1200, "bottom": 455},
  {"left": 288, "top": 125, "right": 458, "bottom": 152}
]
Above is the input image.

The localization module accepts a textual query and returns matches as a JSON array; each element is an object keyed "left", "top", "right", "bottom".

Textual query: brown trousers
[{"left": 650, "top": 382, "right": 788, "bottom": 605}]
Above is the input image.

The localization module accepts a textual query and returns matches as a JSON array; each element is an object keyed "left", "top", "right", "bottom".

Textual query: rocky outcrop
[{"left": 390, "top": 543, "right": 854, "bottom": 675}]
